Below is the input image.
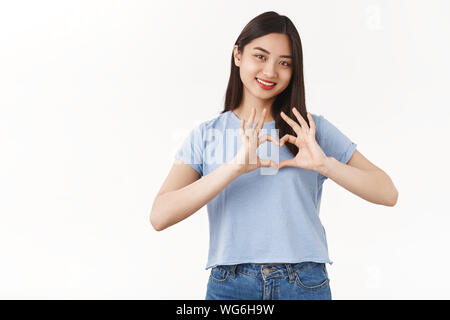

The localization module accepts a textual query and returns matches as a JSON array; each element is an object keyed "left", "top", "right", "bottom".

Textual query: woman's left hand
[{"left": 278, "top": 107, "right": 328, "bottom": 171}]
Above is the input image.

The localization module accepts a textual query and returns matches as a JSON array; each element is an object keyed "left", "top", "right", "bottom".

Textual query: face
[{"left": 233, "top": 33, "right": 293, "bottom": 102}]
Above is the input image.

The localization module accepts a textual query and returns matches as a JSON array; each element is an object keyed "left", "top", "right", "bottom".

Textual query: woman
[{"left": 150, "top": 11, "right": 398, "bottom": 300}]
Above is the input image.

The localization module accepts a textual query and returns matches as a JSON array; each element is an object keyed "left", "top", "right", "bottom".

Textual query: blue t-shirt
[{"left": 175, "top": 110, "right": 357, "bottom": 270}]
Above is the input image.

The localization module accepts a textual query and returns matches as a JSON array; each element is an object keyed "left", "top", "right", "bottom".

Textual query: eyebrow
[{"left": 253, "top": 46, "right": 293, "bottom": 59}]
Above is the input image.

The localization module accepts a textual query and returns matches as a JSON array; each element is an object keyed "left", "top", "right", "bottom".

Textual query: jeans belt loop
[
  {"left": 285, "top": 264, "right": 295, "bottom": 283},
  {"left": 230, "top": 265, "right": 237, "bottom": 278}
]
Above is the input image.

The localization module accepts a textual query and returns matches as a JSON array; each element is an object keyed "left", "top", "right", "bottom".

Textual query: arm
[
  {"left": 150, "top": 107, "right": 277, "bottom": 231},
  {"left": 150, "top": 161, "right": 241, "bottom": 231},
  {"left": 316, "top": 149, "right": 399, "bottom": 206},
  {"left": 278, "top": 109, "right": 398, "bottom": 207}
]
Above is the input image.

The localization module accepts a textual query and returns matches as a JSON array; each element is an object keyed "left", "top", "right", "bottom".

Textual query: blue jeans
[{"left": 205, "top": 262, "right": 331, "bottom": 300}]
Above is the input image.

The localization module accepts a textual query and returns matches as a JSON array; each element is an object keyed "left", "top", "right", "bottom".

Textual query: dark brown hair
[{"left": 221, "top": 11, "right": 309, "bottom": 156}]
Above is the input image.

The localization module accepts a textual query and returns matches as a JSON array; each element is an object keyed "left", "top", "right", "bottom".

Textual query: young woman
[{"left": 150, "top": 11, "right": 398, "bottom": 300}]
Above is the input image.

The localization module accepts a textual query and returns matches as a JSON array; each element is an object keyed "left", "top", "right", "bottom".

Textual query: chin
[{"left": 253, "top": 88, "right": 279, "bottom": 100}]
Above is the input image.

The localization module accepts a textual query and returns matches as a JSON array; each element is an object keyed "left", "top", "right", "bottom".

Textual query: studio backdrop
[{"left": 0, "top": 0, "right": 448, "bottom": 299}]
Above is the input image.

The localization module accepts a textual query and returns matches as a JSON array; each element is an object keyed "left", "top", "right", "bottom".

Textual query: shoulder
[
  {"left": 194, "top": 111, "right": 229, "bottom": 133},
  {"left": 309, "top": 112, "right": 346, "bottom": 146},
  {"left": 185, "top": 111, "right": 228, "bottom": 144},
  {"left": 203, "top": 112, "right": 226, "bottom": 129},
  {"left": 310, "top": 113, "right": 323, "bottom": 127},
  {"left": 310, "top": 112, "right": 328, "bottom": 126},
  {"left": 309, "top": 112, "right": 342, "bottom": 135}
]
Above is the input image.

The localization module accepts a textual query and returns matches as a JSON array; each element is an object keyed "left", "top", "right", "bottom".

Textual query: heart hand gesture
[
  {"left": 278, "top": 107, "right": 328, "bottom": 171},
  {"left": 230, "top": 107, "right": 279, "bottom": 175}
]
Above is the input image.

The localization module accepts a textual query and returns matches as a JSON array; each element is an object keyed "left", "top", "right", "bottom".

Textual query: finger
[
  {"left": 258, "top": 134, "right": 280, "bottom": 147},
  {"left": 278, "top": 158, "right": 297, "bottom": 169},
  {"left": 306, "top": 112, "right": 316, "bottom": 134},
  {"left": 246, "top": 107, "right": 256, "bottom": 130},
  {"left": 279, "top": 134, "right": 297, "bottom": 147},
  {"left": 239, "top": 118, "right": 245, "bottom": 137},
  {"left": 292, "top": 107, "right": 309, "bottom": 132},
  {"left": 280, "top": 111, "right": 302, "bottom": 135},
  {"left": 259, "top": 158, "right": 279, "bottom": 170},
  {"left": 256, "top": 108, "right": 267, "bottom": 131}
]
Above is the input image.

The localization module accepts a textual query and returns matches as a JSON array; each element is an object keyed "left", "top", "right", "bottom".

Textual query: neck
[{"left": 233, "top": 89, "right": 276, "bottom": 122}]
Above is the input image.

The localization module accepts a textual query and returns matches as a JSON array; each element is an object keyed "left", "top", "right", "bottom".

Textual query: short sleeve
[
  {"left": 315, "top": 115, "right": 357, "bottom": 180},
  {"left": 174, "top": 124, "right": 204, "bottom": 176}
]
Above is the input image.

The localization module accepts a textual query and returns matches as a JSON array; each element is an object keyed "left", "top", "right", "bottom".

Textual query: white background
[{"left": 0, "top": 0, "right": 449, "bottom": 299}]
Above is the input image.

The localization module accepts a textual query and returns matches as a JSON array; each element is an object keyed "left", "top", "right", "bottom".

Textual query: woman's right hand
[{"left": 229, "top": 107, "right": 279, "bottom": 175}]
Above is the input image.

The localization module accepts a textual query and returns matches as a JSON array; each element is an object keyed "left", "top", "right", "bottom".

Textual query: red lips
[
  {"left": 256, "top": 77, "right": 276, "bottom": 84},
  {"left": 256, "top": 77, "right": 277, "bottom": 90}
]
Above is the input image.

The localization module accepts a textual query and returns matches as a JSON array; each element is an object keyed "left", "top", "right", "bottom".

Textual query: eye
[
  {"left": 280, "top": 61, "right": 291, "bottom": 67},
  {"left": 255, "top": 54, "right": 265, "bottom": 60}
]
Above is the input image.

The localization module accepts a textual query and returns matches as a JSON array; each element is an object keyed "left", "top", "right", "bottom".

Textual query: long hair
[{"left": 221, "top": 11, "right": 308, "bottom": 157}]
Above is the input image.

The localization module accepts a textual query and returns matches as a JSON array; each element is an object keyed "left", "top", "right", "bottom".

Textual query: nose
[{"left": 262, "top": 62, "right": 277, "bottom": 79}]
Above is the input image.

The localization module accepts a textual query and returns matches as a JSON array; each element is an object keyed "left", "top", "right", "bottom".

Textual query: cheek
[
  {"left": 239, "top": 60, "right": 260, "bottom": 80},
  {"left": 278, "top": 72, "right": 292, "bottom": 88}
]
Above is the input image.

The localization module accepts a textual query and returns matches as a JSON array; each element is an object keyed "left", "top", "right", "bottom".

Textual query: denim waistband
[{"left": 217, "top": 262, "right": 325, "bottom": 282}]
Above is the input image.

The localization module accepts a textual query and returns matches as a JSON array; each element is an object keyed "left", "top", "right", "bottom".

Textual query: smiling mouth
[
  {"left": 255, "top": 77, "right": 277, "bottom": 90},
  {"left": 256, "top": 77, "right": 277, "bottom": 86}
]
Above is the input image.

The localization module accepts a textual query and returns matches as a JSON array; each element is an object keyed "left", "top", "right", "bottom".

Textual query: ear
[{"left": 233, "top": 45, "right": 241, "bottom": 67}]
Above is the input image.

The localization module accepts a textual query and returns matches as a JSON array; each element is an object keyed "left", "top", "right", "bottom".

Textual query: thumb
[
  {"left": 259, "top": 159, "right": 278, "bottom": 170},
  {"left": 278, "top": 158, "right": 296, "bottom": 169}
]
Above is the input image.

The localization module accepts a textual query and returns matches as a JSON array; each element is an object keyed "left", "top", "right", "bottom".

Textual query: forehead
[{"left": 246, "top": 33, "right": 292, "bottom": 54}]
